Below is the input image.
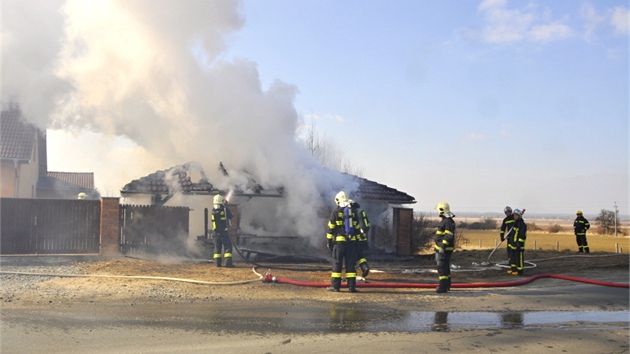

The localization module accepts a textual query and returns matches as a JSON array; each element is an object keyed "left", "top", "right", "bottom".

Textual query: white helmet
[
  {"left": 335, "top": 191, "right": 347, "bottom": 205},
  {"left": 213, "top": 194, "right": 223, "bottom": 205},
  {"left": 513, "top": 209, "right": 523, "bottom": 216},
  {"left": 77, "top": 192, "right": 87, "bottom": 200}
]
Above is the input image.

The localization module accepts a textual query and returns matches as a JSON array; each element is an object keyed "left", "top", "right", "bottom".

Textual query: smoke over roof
[{"left": 2, "top": 0, "right": 368, "bottom": 238}]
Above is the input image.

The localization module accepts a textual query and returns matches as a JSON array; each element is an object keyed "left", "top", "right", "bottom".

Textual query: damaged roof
[
  {"left": 349, "top": 175, "right": 416, "bottom": 204},
  {"left": 121, "top": 162, "right": 415, "bottom": 204}
]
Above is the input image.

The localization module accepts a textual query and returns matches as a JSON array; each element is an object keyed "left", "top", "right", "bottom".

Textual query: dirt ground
[
  {"left": 1, "top": 250, "right": 628, "bottom": 354},
  {"left": 1, "top": 249, "right": 628, "bottom": 307}
]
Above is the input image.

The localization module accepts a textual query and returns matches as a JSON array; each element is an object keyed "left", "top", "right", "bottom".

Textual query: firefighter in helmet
[
  {"left": 211, "top": 194, "right": 234, "bottom": 268},
  {"left": 349, "top": 199, "right": 371, "bottom": 278},
  {"left": 325, "top": 191, "right": 359, "bottom": 292},
  {"left": 434, "top": 201, "right": 455, "bottom": 293},
  {"left": 574, "top": 210, "right": 590, "bottom": 253},
  {"left": 500, "top": 206, "right": 514, "bottom": 260},
  {"left": 507, "top": 209, "right": 527, "bottom": 275}
]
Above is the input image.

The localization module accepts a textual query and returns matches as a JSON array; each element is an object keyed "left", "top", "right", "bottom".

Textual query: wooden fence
[
  {"left": 1, "top": 198, "right": 101, "bottom": 254},
  {"left": 119, "top": 204, "right": 190, "bottom": 257}
]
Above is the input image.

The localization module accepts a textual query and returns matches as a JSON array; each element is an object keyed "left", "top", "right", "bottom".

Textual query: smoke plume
[{"left": 2, "top": 0, "right": 358, "bottom": 242}]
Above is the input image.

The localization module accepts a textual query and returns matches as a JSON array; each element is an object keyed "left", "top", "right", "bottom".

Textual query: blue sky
[
  {"left": 3, "top": 0, "right": 627, "bottom": 218},
  {"left": 223, "top": 0, "right": 629, "bottom": 215}
]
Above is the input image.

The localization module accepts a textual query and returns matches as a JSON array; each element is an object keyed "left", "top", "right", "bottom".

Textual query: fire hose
[
  {"left": 0, "top": 271, "right": 262, "bottom": 285},
  {"left": 260, "top": 272, "right": 629, "bottom": 289}
]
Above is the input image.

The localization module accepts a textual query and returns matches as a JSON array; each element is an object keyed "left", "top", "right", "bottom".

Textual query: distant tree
[
  {"left": 412, "top": 213, "right": 436, "bottom": 253},
  {"left": 595, "top": 209, "right": 616, "bottom": 235},
  {"left": 546, "top": 224, "right": 563, "bottom": 233},
  {"left": 458, "top": 217, "right": 497, "bottom": 230},
  {"left": 302, "top": 117, "right": 363, "bottom": 176}
]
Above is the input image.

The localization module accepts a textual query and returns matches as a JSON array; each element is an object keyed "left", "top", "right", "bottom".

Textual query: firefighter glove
[
  {"left": 500, "top": 236, "right": 505, "bottom": 242},
  {"left": 437, "top": 247, "right": 444, "bottom": 254},
  {"left": 327, "top": 239, "right": 333, "bottom": 250}
]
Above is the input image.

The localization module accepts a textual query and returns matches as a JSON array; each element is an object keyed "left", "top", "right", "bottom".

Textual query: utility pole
[{"left": 614, "top": 202, "right": 618, "bottom": 237}]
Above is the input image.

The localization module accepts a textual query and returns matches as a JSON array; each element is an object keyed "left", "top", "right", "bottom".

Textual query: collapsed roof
[{"left": 120, "top": 162, "right": 415, "bottom": 205}]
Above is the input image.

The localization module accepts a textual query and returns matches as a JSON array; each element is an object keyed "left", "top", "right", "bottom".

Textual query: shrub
[{"left": 546, "top": 224, "right": 563, "bottom": 233}]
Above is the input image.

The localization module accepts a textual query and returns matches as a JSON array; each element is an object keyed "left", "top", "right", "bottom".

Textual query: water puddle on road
[
  {"left": 200, "top": 305, "right": 629, "bottom": 333},
  {"left": 373, "top": 310, "right": 629, "bottom": 332}
]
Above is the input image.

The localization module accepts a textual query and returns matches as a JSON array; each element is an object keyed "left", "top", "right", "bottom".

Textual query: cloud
[
  {"left": 477, "top": 0, "right": 573, "bottom": 43},
  {"left": 611, "top": 6, "right": 629, "bottom": 35},
  {"left": 462, "top": 132, "right": 487, "bottom": 143}
]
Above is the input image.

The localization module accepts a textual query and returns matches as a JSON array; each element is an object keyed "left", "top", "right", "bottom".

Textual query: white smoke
[{"left": 2, "top": 0, "right": 359, "bottom": 242}]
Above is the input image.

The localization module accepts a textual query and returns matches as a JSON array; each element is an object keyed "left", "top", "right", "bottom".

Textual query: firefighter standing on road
[
  {"left": 507, "top": 209, "right": 527, "bottom": 275},
  {"left": 574, "top": 210, "right": 591, "bottom": 253},
  {"left": 434, "top": 202, "right": 455, "bottom": 293},
  {"left": 326, "top": 191, "right": 359, "bottom": 292},
  {"left": 211, "top": 194, "right": 234, "bottom": 268},
  {"left": 500, "top": 206, "right": 515, "bottom": 260},
  {"left": 349, "top": 200, "right": 371, "bottom": 278}
]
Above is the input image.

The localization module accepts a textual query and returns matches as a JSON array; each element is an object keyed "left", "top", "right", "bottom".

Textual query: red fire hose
[{"left": 262, "top": 273, "right": 629, "bottom": 289}]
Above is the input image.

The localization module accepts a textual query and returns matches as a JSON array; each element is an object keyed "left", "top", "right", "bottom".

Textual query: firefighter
[
  {"left": 507, "top": 209, "right": 527, "bottom": 275},
  {"left": 326, "top": 191, "right": 359, "bottom": 292},
  {"left": 349, "top": 200, "right": 371, "bottom": 278},
  {"left": 574, "top": 210, "right": 591, "bottom": 253},
  {"left": 434, "top": 202, "right": 455, "bottom": 293},
  {"left": 211, "top": 194, "right": 234, "bottom": 268},
  {"left": 499, "top": 206, "right": 515, "bottom": 260}
]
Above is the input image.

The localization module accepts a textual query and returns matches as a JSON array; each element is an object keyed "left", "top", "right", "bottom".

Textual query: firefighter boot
[
  {"left": 215, "top": 257, "right": 222, "bottom": 267},
  {"left": 446, "top": 278, "right": 451, "bottom": 291},
  {"left": 348, "top": 278, "right": 358, "bottom": 293},
  {"left": 326, "top": 278, "right": 341, "bottom": 292},
  {"left": 224, "top": 258, "right": 234, "bottom": 268},
  {"left": 360, "top": 262, "right": 370, "bottom": 278},
  {"left": 436, "top": 279, "right": 449, "bottom": 293}
]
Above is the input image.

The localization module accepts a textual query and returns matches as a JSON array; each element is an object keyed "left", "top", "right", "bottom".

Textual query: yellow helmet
[
  {"left": 435, "top": 201, "right": 450, "bottom": 214},
  {"left": 77, "top": 192, "right": 87, "bottom": 200},
  {"left": 576, "top": 210, "right": 583, "bottom": 215},
  {"left": 334, "top": 191, "right": 347, "bottom": 205},
  {"left": 213, "top": 194, "right": 223, "bottom": 205}
]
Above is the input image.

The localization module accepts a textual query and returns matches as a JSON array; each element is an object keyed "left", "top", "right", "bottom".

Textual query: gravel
[{"left": 0, "top": 256, "right": 95, "bottom": 302}]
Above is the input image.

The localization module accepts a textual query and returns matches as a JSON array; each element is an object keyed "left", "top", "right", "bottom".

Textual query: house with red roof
[{"left": 0, "top": 105, "right": 99, "bottom": 200}]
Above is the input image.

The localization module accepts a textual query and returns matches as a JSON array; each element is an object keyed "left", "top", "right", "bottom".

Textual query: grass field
[{"left": 457, "top": 229, "right": 630, "bottom": 254}]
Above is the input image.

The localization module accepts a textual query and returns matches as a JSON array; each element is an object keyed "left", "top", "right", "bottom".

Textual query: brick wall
[{"left": 100, "top": 197, "right": 121, "bottom": 256}]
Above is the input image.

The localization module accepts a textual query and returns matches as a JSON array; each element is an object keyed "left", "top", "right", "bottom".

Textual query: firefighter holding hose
[
  {"left": 326, "top": 191, "right": 359, "bottom": 292},
  {"left": 211, "top": 194, "right": 234, "bottom": 268},
  {"left": 499, "top": 206, "right": 515, "bottom": 260},
  {"left": 435, "top": 202, "right": 456, "bottom": 293}
]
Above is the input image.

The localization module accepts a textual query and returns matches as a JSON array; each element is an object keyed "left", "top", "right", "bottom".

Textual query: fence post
[
  {"left": 479, "top": 239, "right": 482, "bottom": 248},
  {"left": 556, "top": 241, "right": 559, "bottom": 252},
  {"left": 100, "top": 197, "right": 121, "bottom": 256},
  {"left": 616, "top": 243, "right": 619, "bottom": 254},
  {"left": 534, "top": 240, "right": 537, "bottom": 250}
]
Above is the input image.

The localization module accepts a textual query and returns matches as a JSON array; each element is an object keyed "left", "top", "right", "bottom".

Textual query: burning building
[{"left": 120, "top": 161, "right": 416, "bottom": 260}]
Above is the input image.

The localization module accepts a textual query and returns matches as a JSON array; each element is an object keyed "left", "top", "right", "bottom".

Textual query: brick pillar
[{"left": 100, "top": 197, "right": 121, "bottom": 256}]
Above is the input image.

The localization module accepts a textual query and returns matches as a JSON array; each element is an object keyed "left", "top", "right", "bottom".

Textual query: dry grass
[{"left": 457, "top": 229, "right": 630, "bottom": 254}]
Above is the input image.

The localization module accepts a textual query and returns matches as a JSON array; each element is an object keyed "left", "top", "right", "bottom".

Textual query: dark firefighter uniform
[
  {"left": 211, "top": 202, "right": 234, "bottom": 267},
  {"left": 574, "top": 212, "right": 590, "bottom": 253},
  {"left": 500, "top": 209, "right": 515, "bottom": 259},
  {"left": 434, "top": 212, "right": 455, "bottom": 293},
  {"left": 350, "top": 201, "right": 371, "bottom": 278},
  {"left": 326, "top": 204, "right": 358, "bottom": 292},
  {"left": 507, "top": 211, "right": 526, "bottom": 275}
]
